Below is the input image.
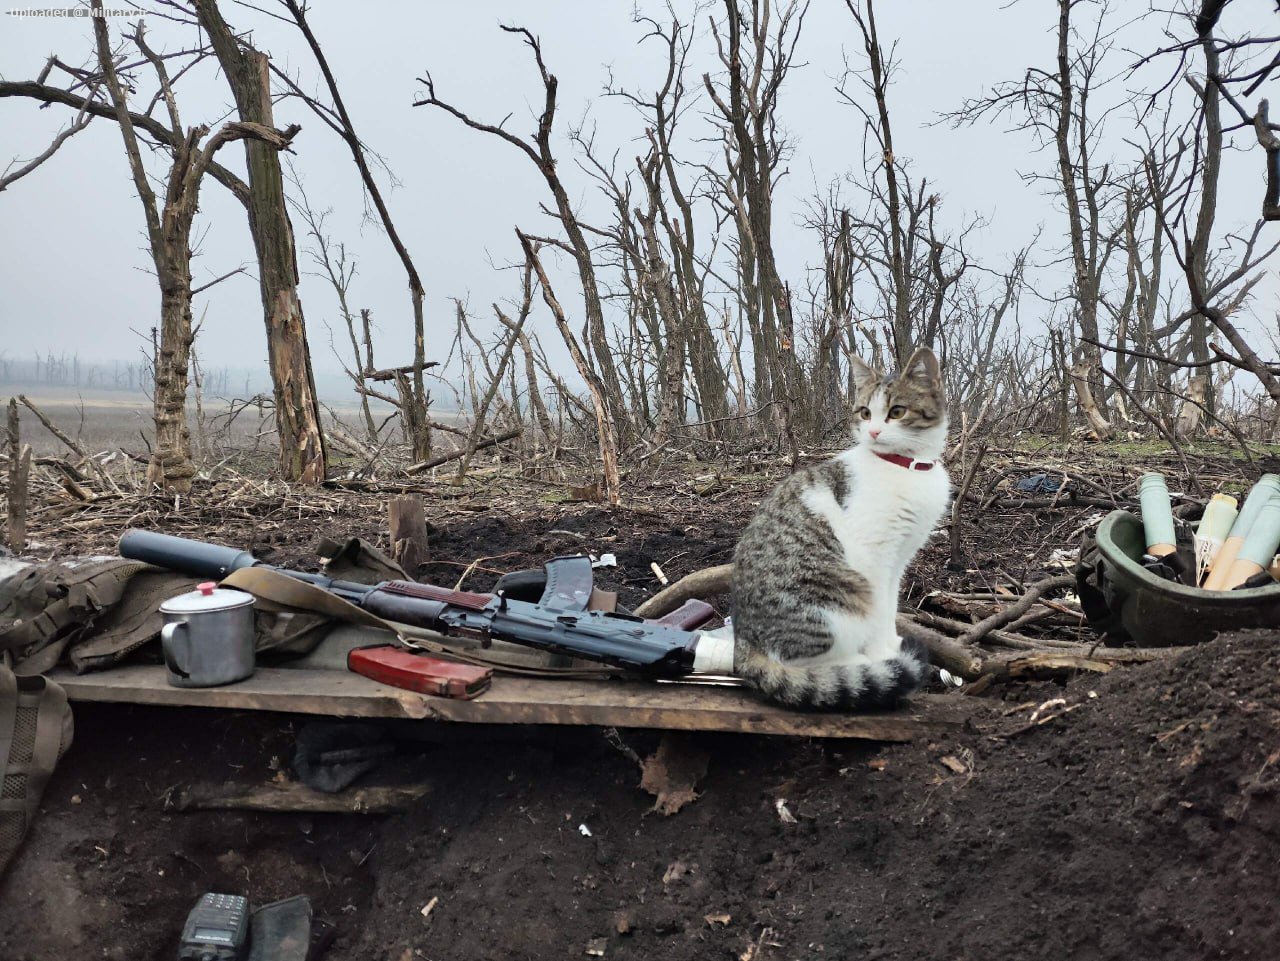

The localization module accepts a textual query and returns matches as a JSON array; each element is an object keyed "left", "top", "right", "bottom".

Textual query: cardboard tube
[
  {"left": 1138, "top": 474, "right": 1177, "bottom": 557},
  {"left": 1204, "top": 475, "right": 1280, "bottom": 590},
  {"left": 1196, "top": 494, "right": 1238, "bottom": 555},
  {"left": 1195, "top": 493, "right": 1238, "bottom": 583},
  {"left": 1205, "top": 538, "right": 1244, "bottom": 590},
  {"left": 1222, "top": 496, "right": 1280, "bottom": 589}
]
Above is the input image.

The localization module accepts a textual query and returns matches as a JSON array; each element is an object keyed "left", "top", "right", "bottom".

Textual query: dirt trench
[{"left": 2, "top": 629, "right": 1277, "bottom": 961}]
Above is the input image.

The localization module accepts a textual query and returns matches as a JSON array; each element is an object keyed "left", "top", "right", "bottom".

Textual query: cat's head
[{"left": 851, "top": 347, "right": 948, "bottom": 458}]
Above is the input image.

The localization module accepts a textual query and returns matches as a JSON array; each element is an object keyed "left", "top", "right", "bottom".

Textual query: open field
[{"left": 5, "top": 390, "right": 460, "bottom": 460}]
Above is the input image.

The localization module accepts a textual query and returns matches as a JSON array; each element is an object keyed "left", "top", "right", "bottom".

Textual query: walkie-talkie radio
[{"left": 178, "top": 893, "right": 250, "bottom": 960}]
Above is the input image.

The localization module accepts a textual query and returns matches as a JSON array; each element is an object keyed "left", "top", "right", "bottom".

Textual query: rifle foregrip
[
  {"left": 379, "top": 580, "right": 494, "bottom": 611},
  {"left": 652, "top": 599, "right": 717, "bottom": 630}
]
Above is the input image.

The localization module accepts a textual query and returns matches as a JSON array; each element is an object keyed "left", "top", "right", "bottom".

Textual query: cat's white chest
[{"left": 818, "top": 455, "right": 950, "bottom": 582}]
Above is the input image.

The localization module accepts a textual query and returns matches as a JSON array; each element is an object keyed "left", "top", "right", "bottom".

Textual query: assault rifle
[{"left": 118, "top": 530, "right": 733, "bottom": 677}]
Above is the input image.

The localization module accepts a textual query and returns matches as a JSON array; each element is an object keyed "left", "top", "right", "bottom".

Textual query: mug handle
[{"left": 161, "top": 621, "right": 191, "bottom": 679}]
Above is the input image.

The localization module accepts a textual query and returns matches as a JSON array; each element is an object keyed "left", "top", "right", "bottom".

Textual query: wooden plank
[
  {"left": 45, "top": 665, "right": 970, "bottom": 740},
  {"left": 46, "top": 665, "right": 431, "bottom": 719}
]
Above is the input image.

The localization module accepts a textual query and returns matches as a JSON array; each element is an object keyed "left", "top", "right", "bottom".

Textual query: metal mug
[{"left": 159, "top": 582, "right": 256, "bottom": 688}]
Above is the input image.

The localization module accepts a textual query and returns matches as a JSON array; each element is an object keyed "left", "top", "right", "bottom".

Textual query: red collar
[{"left": 874, "top": 451, "right": 936, "bottom": 472}]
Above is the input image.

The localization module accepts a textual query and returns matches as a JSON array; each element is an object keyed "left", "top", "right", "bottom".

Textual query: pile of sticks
[{"left": 634, "top": 564, "right": 1186, "bottom": 688}]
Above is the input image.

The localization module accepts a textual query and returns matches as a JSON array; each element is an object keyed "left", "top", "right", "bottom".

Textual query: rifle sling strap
[{"left": 220, "top": 568, "right": 619, "bottom": 681}]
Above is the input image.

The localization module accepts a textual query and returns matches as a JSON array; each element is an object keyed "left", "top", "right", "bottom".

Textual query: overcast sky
[{"left": 1, "top": 0, "right": 1276, "bottom": 392}]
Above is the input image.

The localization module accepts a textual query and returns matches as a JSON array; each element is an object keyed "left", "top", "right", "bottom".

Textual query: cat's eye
[
  {"left": 857, "top": 407, "right": 871, "bottom": 420},
  {"left": 887, "top": 405, "right": 906, "bottom": 420}
]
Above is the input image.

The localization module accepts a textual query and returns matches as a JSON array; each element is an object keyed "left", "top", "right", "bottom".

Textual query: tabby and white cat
[{"left": 732, "top": 347, "right": 950, "bottom": 710}]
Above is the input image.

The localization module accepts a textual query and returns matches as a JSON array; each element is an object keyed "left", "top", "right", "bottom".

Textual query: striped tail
[{"left": 736, "top": 636, "right": 929, "bottom": 711}]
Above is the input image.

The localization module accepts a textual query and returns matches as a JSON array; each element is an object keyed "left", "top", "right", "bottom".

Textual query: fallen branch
[
  {"left": 326, "top": 418, "right": 377, "bottom": 460},
  {"left": 405, "top": 428, "right": 521, "bottom": 474},
  {"left": 365, "top": 362, "right": 439, "bottom": 382},
  {"left": 634, "top": 564, "right": 733, "bottom": 618},
  {"left": 956, "top": 574, "right": 1077, "bottom": 647},
  {"left": 971, "top": 493, "right": 1138, "bottom": 510},
  {"left": 18, "top": 393, "right": 88, "bottom": 459},
  {"left": 997, "top": 653, "right": 1113, "bottom": 677},
  {"left": 16, "top": 393, "right": 117, "bottom": 492},
  {"left": 167, "top": 780, "right": 429, "bottom": 814},
  {"left": 896, "top": 615, "right": 984, "bottom": 680}
]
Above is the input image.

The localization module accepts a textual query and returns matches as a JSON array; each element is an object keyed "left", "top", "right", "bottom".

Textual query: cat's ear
[
  {"left": 901, "top": 347, "right": 941, "bottom": 387},
  {"left": 850, "top": 354, "right": 880, "bottom": 387}
]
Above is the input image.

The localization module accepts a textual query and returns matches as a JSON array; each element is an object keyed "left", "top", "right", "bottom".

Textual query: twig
[
  {"left": 956, "top": 574, "right": 1076, "bottom": 647},
  {"left": 634, "top": 563, "right": 733, "bottom": 618},
  {"left": 949, "top": 440, "right": 988, "bottom": 568}
]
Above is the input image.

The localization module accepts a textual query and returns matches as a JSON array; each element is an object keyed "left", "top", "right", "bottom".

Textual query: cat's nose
[{"left": 869, "top": 428, "right": 881, "bottom": 439}]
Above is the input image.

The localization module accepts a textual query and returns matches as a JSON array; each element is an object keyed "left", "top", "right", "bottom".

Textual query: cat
[{"left": 731, "top": 347, "right": 950, "bottom": 710}]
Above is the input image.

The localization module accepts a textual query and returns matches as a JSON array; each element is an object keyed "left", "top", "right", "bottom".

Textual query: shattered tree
[{"left": 196, "top": 0, "right": 327, "bottom": 484}]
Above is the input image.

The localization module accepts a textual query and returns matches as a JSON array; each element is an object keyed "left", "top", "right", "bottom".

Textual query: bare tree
[
  {"left": 416, "top": 27, "right": 632, "bottom": 443},
  {"left": 287, "top": 169, "right": 378, "bottom": 443},
  {"left": 840, "top": 0, "right": 913, "bottom": 361},
  {"left": 599, "top": 9, "right": 732, "bottom": 437},
  {"left": 91, "top": 7, "right": 295, "bottom": 491},
  {"left": 518, "top": 231, "right": 623, "bottom": 505},
  {"left": 1107, "top": 1, "right": 1280, "bottom": 422},
  {"left": 702, "top": 0, "right": 808, "bottom": 423},
  {"left": 1136, "top": 0, "right": 1280, "bottom": 222},
  {"left": 1152, "top": 4, "right": 1280, "bottom": 403},
  {"left": 947, "top": 0, "right": 1124, "bottom": 439},
  {"left": 194, "top": 0, "right": 328, "bottom": 484},
  {"left": 277, "top": 0, "right": 436, "bottom": 459}
]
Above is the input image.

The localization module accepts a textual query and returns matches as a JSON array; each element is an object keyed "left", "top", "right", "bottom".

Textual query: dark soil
[
  {"left": 0, "top": 705, "right": 381, "bottom": 961},
  {"left": 3, "top": 630, "right": 1277, "bottom": 960},
  {"left": 5, "top": 450, "right": 1276, "bottom": 959},
  {"left": 342, "top": 629, "right": 1280, "bottom": 961}
]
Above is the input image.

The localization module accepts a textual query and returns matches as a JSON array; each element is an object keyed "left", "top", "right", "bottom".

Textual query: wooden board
[{"left": 45, "top": 665, "right": 971, "bottom": 741}]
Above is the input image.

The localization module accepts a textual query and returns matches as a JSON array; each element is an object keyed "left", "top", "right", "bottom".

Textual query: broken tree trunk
[
  {"left": 94, "top": 13, "right": 302, "bottom": 492},
  {"left": 1069, "top": 358, "right": 1115, "bottom": 440},
  {"left": 519, "top": 231, "right": 622, "bottom": 505},
  {"left": 1174, "top": 373, "right": 1209, "bottom": 439},
  {"left": 148, "top": 246, "right": 197, "bottom": 492},
  {"left": 6, "top": 398, "right": 31, "bottom": 552},
  {"left": 388, "top": 495, "right": 428, "bottom": 575},
  {"left": 91, "top": 13, "right": 200, "bottom": 491},
  {"left": 196, "top": 0, "right": 327, "bottom": 484}
]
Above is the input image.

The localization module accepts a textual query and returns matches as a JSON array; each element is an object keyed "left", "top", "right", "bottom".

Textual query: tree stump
[
  {"left": 6, "top": 398, "right": 31, "bottom": 553},
  {"left": 1174, "top": 373, "right": 1208, "bottom": 439},
  {"left": 388, "top": 495, "right": 428, "bottom": 575}
]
